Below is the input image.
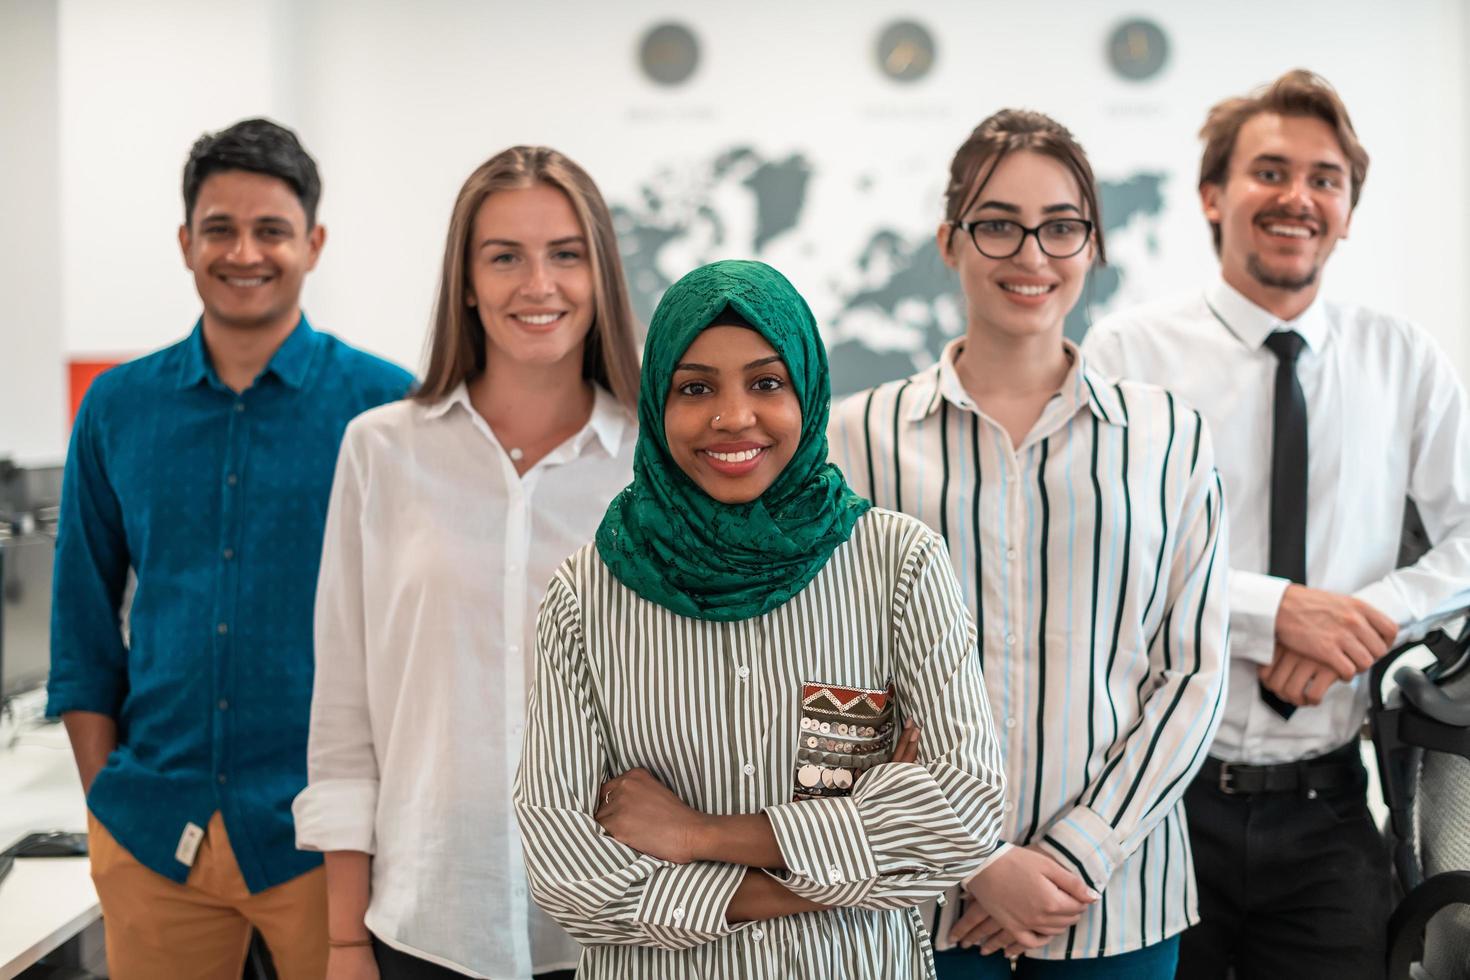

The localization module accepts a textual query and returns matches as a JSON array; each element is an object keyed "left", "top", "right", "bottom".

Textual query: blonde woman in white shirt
[
  {"left": 293, "top": 146, "right": 640, "bottom": 980},
  {"left": 830, "top": 110, "right": 1229, "bottom": 978}
]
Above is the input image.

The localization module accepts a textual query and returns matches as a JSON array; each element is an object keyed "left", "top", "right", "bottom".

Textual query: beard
[{"left": 1247, "top": 253, "right": 1318, "bottom": 292}]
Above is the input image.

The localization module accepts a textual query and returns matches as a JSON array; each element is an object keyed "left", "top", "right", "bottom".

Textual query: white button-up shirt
[
  {"left": 1085, "top": 278, "right": 1470, "bottom": 764},
  {"left": 293, "top": 383, "right": 634, "bottom": 978}
]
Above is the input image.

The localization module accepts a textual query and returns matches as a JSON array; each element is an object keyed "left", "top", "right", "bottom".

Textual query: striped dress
[
  {"left": 829, "top": 341, "right": 1229, "bottom": 959},
  {"left": 514, "top": 508, "right": 1006, "bottom": 979}
]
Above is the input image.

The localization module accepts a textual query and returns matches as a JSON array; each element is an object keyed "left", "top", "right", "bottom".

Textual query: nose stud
[{"left": 711, "top": 415, "right": 722, "bottom": 425}]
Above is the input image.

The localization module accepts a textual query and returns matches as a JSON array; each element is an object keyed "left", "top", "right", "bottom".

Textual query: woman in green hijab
[{"left": 514, "top": 260, "right": 1006, "bottom": 979}]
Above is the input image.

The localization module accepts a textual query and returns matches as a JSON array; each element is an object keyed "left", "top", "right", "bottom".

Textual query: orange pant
[{"left": 88, "top": 810, "right": 326, "bottom": 980}]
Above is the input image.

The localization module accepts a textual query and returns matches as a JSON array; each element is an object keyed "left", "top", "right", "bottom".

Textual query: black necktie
[{"left": 1262, "top": 330, "right": 1308, "bottom": 719}]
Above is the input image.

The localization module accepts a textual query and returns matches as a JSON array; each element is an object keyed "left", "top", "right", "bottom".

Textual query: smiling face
[
  {"left": 467, "top": 182, "right": 595, "bottom": 372},
  {"left": 663, "top": 324, "right": 802, "bottom": 504},
  {"left": 179, "top": 169, "right": 324, "bottom": 333},
  {"left": 938, "top": 150, "right": 1093, "bottom": 344},
  {"left": 1203, "top": 111, "right": 1354, "bottom": 308}
]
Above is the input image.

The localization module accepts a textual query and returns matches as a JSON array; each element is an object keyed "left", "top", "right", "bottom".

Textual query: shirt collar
[
  {"left": 1204, "top": 275, "right": 1329, "bottom": 353},
  {"left": 424, "top": 380, "right": 632, "bottom": 458},
  {"left": 585, "top": 384, "right": 632, "bottom": 457},
  {"left": 175, "top": 314, "right": 318, "bottom": 390},
  {"left": 912, "top": 337, "right": 1128, "bottom": 427}
]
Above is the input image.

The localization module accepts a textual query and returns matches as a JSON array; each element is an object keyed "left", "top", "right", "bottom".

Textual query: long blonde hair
[{"left": 416, "top": 146, "right": 640, "bottom": 407}]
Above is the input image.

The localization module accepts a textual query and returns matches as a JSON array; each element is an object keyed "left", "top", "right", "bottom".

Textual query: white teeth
[
  {"left": 706, "top": 448, "right": 762, "bottom": 463},
  {"left": 1265, "top": 224, "right": 1311, "bottom": 239},
  {"left": 516, "top": 313, "right": 562, "bottom": 325},
  {"left": 1001, "top": 283, "right": 1053, "bottom": 296},
  {"left": 226, "top": 277, "right": 266, "bottom": 287}
]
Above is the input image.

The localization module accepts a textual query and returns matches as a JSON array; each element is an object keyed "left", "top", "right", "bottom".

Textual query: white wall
[
  {"left": 3, "top": 0, "right": 1468, "bottom": 459},
  {"left": 0, "top": 0, "right": 65, "bottom": 465}
]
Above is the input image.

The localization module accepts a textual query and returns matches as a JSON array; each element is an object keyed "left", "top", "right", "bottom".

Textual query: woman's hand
[
  {"left": 949, "top": 845, "right": 1097, "bottom": 954},
  {"left": 596, "top": 768, "right": 707, "bottom": 864},
  {"left": 889, "top": 718, "right": 920, "bottom": 765},
  {"left": 325, "top": 945, "right": 379, "bottom": 980}
]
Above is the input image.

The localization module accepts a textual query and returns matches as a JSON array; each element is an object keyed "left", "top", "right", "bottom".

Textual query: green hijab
[{"left": 595, "top": 259, "right": 870, "bottom": 622}]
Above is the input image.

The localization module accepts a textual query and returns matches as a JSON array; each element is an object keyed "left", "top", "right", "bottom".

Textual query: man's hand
[
  {"left": 1259, "top": 649, "right": 1338, "bottom": 707},
  {"left": 1274, "top": 585, "right": 1398, "bottom": 680},
  {"left": 325, "top": 945, "right": 378, "bottom": 980},
  {"left": 949, "top": 845, "right": 1097, "bottom": 954},
  {"left": 60, "top": 711, "right": 117, "bottom": 795},
  {"left": 596, "top": 768, "right": 707, "bottom": 864}
]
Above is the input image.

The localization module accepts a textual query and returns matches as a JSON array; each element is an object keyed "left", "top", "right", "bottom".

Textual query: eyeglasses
[{"left": 951, "top": 217, "right": 1094, "bottom": 260}]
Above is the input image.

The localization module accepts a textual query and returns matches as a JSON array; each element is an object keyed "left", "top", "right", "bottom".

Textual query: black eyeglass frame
[{"left": 950, "top": 217, "right": 1096, "bottom": 260}]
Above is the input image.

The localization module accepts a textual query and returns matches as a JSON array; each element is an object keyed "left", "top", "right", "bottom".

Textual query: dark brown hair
[
  {"left": 1198, "top": 69, "right": 1370, "bottom": 251},
  {"left": 415, "top": 146, "right": 640, "bottom": 408},
  {"left": 943, "top": 109, "right": 1106, "bottom": 265}
]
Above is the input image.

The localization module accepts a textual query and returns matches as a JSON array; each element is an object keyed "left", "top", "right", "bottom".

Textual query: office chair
[{"left": 1370, "top": 622, "right": 1470, "bottom": 979}]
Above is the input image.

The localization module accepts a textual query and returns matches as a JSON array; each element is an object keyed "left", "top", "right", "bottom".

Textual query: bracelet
[{"left": 328, "top": 937, "right": 373, "bottom": 949}]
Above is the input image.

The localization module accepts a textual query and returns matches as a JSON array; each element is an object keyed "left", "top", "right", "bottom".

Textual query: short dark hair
[
  {"left": 182, "top": 118, "right": 322, "bottom": 228},
  {"left": 1198, "top": 69, "right": 1369, "bottom": 251}
]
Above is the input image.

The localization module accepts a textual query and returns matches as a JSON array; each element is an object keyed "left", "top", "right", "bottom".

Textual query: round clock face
[
  {"left": 875, "top": 20, "right": 937, "bottom": 84},
  {"left": 1107, "top": 18, "right": 1169, "bottom": 81},
  {"left": 639, "top": 22, "right": 700, "bottom": 86}
]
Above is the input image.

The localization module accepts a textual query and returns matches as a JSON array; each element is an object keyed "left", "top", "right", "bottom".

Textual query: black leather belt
[{"left": 1198, "top": 742, "right": 1363, "bottom": 796}]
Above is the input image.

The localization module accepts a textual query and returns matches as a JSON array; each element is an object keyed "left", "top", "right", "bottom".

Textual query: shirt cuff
[
  {"left": 959, "top": 840, "right": 1013, "bottom": 890},
  {"left": 291, "top": 779, "right": 379, "bottom": 854},
  {"left": 1228, "top": 571, "right": 1292, "bottom": 666},
  {"left": 636, "top": 860, "right": 749, "bottom": 939},
  {"left": 763, "top": 795, "right": 878, "bottom": 891},
  {"left": 1353, "top": 578, "right": 1414, "bottom": 632},
  {"left": 1035, "top": 805, "right": 1120, "bottom": 892},
  {"left": 44, "top": 682, "right": 122, "bottom": 720}
]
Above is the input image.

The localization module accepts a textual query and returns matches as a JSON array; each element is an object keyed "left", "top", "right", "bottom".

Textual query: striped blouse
[
  {"left": 514, "top": 509, "right": 1007, "bottom": 979},
  {"left": 829, "top": 341, "right": 1229, "bottom": 960}
]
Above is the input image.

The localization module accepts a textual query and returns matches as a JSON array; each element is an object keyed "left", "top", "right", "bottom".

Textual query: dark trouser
[
  {"left": 372, "top": 935, "right": 576, "bottom": 979},
  {"left": 1177, "top": 741, "right": 1392, "bottom": 980},
  {"left": 934, "top": 937, "right": 1179, "bottom": 978}
]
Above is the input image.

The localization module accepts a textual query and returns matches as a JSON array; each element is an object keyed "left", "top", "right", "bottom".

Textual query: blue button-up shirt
[{"left": 48, "top": 317, "right": 413, "bottom": 891}]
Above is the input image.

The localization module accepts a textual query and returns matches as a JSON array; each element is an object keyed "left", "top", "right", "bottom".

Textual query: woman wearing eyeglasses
[{"left": 829, "top": 110, "right": 1230, "bottom": 978}]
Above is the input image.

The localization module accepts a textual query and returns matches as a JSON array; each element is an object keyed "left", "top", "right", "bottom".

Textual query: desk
[{"left": 0, "top": 718, "right": 98, "bottom": 980}]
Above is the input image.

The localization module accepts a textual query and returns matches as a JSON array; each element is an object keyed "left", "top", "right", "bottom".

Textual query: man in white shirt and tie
[{"left": 1083, "top": 69, "right": 1470, "bottom": 979}]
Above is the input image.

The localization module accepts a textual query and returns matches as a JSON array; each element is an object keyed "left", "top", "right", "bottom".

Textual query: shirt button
[
  {"left": 1004, "top": 717, "right": 1016, "bottom": 729},
  {"left": 751, "top": 927, "right": 765, "bottom": 942},
  {"left": 1002, "top": 800, "right": 1014, "bottom": 813},
  {"left": 217, "top": 773, "right": 228, "bottom": 784},
  {"left": 218, "top": 699, "right": 229, "bottom": 711},
  {"left": 234, "top": 402, "right": 245, "bottom": 413},
  {"left": 222, "top": 548, "right": 235, "bottom": 560},
  {"left": 217, "top": 622, "right": 229, "bottom": 635},
  {"left": 1006, "top": 548, "right": 1018, "bottom": 561},
  {"left": 1005, "top": 633, "right": 1016, "bottom": 646},
  {"left": 671, "top": 907, "right": 684, "bottom": 921},
  {"left": 226, "top": 473, "right": 238, "bottom": 486},
  {"left": 742, "top": 762, "right": 755, "bottom": 776},
  {"left": 736, "top": 665, "right": 750, "bottom": 679},
  {"left": 828, "top": 866, "right": 843, "bottom": 883}
]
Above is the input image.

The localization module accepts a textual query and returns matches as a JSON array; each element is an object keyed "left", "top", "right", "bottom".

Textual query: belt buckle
[{"left": 1218, "top": 762, "right": 1239, "bottom": 795}]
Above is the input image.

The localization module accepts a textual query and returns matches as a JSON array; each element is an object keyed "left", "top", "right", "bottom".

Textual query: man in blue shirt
[{"left": 48, "top": 118, "right": 413, "bottom": 980}]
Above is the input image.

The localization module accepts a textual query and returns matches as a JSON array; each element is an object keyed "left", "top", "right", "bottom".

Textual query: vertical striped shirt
[
  {"left": 829, "top": 341, "right": 1229, "bottom": 959},
  {"left": 514, "top": 509, "right": 1006, "bottom": 979}
]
